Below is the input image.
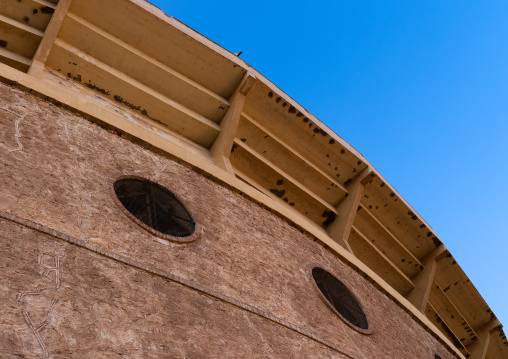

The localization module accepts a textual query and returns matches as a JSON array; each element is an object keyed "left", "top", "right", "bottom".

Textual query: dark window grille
[
  {"left": 312, "top": 267, "right": 369, "bottom": 330},
  {"left": 114, "top": 178, "right": 195, "bottom": 237}
]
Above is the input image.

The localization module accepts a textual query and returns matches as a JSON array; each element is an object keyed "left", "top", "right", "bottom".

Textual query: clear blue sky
[{"left": 151, "top": 1, "right": 508, "bottom": 327}]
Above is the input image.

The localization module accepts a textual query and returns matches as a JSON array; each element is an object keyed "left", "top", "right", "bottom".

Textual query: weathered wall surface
[
  {"left": 0, "top": 82, "right": 454, "bottom": 358},
  {"left": 0, "top": 218, "right": 347, "bottom": 358}
]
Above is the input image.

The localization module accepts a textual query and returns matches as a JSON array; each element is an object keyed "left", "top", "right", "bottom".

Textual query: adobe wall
[{"left": 0, "top": 82, "right": 454, "bottom": 358}]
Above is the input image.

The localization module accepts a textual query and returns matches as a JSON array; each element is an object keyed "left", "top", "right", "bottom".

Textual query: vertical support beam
[
  {"left": 406, "top": 246, "right": 448, "bottom": 312},
  {"left": 467, "top": 319, "right": 501, "bottom": 359},
  {"left": 28, "top": 0, "right": 72, "bottom": 77},
  {"left": 210, "top": 73, "right": 256, "bottom": 174},
  {"left": 325, "top": 168, "right": 372, "bottom": 252}
]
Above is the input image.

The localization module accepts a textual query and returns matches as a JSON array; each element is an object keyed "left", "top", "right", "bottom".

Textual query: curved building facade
[{"left": 0, "top": 1, "right": 506, "bottom": 358}]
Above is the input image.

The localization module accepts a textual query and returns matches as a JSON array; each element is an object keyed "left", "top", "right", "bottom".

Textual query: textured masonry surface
[{"left": 0, "top": 83, "right": 455, "bottom": 358}]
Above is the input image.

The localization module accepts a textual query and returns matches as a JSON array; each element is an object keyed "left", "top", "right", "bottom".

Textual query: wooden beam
[
  {"left": 238, "top": 113, "right": 347, "bottom": 197},
  {"left": 33, "top": 0, "right": 57, "bottom": 9},
  {"left": 406, "top": 246, "right": 448, "bottom": 312},
  {"left": 433, "top": 256, "right": 493, "bottom": 330},
  {"left": 425, "top": 303, "right": 469, "bottom": 357},
  {"left": 230, "top": 139, "right": 340, "bottom": 226},
  {"left": 0, "top": 48, "right": 32, "bottom": 67},
  {"left": 50, "top": 40, "right": 220, "bottom": 147},
  {"left": 0, "top": 14, "right": 43, "bottom": 60},
  {"left": 59, "top": 12, "right": 229, "bottom": 122},
  {"left": 349, "top": 226, "right": 415, "bottom": 295},
  {"left": 467, "top": 320, "right": 501, "bottom": 359},
  {"left": 355, "top": 205, "right": 423, "bottom": 278},
  {"left": 326, "top": 168, "right": 372, "bottom": 252},
  {"left": 359, "top": 174, "right": 440, "bottom": 259},
  {"left": 210, "top": 73, "right": 256, "bottom": 173},
  {"left": 232, "top": 139, "right": 338, "bottom": 215},
  {"left": 242, "top": 82, "right": 368, "bottom": 183},
  {"left": 428, "top": 278, "right": 485, "bottom": 354},
  {"left": 230, "top": 167, "right": 333, "bottom": 240},
  {"left": 28, "top": 0, "right": 72, "bottom": 77},
  {"left": 71, "top": 0, "right": 247, "bottom": 98},
  {"left": 1, "top": 0, "right": 54, "bottom": 32},
  {"left": 0, "top": 14, "right": 44, "bottom": 37}
]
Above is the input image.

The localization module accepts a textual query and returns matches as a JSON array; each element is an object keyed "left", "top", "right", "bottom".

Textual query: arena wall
[
  {"left": 0, "top": 0, "right": 506, "bottom": 357},
  {"left": 0, "top": 83, "right": 455, "bottom": 358}
]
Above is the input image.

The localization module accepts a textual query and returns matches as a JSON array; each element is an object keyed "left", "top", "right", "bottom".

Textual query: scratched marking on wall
[
  {"left": 16, "top": 252, "right": 63, "bottom": 359},
  {"left": 152, "top": 159, "right": 167, "bottom": 181},
  {"left": 77, "top": 215, "right": 91, "bottom": 239},
  {"left": 0, "top": 94, "right": 37, "bottom": 153},
  {"left": 38, "top": 252, "right": 62, "bottom": 288},
  {"left": 57, "top": 117, "right": 70, "bottom": 140}
]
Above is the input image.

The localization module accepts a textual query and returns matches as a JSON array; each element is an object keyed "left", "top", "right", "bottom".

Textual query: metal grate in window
[
  {"left": 114, "top": 178, "right": 195, "bottom": 237},
  {"left": 312, "top": 267, "right": 369, "bottom": 330}
]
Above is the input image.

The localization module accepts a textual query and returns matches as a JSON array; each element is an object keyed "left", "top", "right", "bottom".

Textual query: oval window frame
[
  {"left": 431, "top": 350, "right": 446, "bottom": 359},
  {"left": 110, "top": 175, "right": 200, "bottom": 243},
  {"left": 308, "top": 264, "right": 373, "bottom": 335}
]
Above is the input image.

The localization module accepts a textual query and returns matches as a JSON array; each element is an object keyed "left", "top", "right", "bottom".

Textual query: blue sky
[{"left": 152, "top": 1, "right": 508, "bottom": 327}]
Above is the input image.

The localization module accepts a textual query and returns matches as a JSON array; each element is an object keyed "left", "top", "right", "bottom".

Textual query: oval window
[
  {"left": 114, "top": 178, "right": 195, "bottom": 237},
  {"left": 312, "top": 267, "right": 369, "bottom": 330}
]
